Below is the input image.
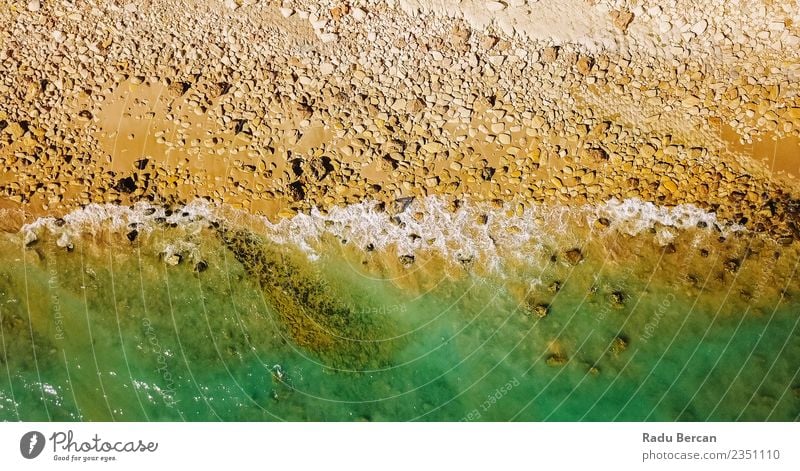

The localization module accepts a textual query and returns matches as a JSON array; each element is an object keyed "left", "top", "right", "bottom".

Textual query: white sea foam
[{"left": 21, "top": 197, "right": 740, "bottom": 269}]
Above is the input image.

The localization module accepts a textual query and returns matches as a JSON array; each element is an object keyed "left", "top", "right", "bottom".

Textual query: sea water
[{"left": 0, "top": 197, "right": 797, "bottom": 421}]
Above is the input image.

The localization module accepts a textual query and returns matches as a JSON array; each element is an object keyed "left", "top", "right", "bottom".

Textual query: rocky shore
[{"left": 1, "top": 0, "right": 800, "bottom": 241}]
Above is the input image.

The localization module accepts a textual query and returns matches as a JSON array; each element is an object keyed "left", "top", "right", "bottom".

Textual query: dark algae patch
[{"left": 217, "top": 227, "right": 402, "bottom": 370}]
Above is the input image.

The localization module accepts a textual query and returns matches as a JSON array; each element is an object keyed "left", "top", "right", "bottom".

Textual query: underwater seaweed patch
[{"left": 217, "top": 227, "right": 401, "bottom": 370}]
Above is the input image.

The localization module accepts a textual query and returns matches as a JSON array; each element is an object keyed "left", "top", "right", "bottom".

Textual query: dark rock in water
[
  {"left": 565, "top": 248, "right": 583, "bottom": 264},
  {"left": 392, "top": 196, "right": 414, "bottom": 213},
  {"left": 778, "top": 236, "right": 794, "bottom": 246},
  {"left": 545, "top": 354, "right": 568, "bottom": 367},
  {"left": 54, "top": 218, "right": 66, "bottom": 227},
  {"left": 23, "top": 231, "right": 38, "bottom": 247},
  {"left": 531, "top": 303, "right": 550, "bottom": 318},
  {"left": 610, "top": 335, "right": 628, "bottom": 354},
  {"left": 365, "top": 243, "right": 375, "bottom": 251},
  {"left": 685, "top": 274, "right": 699, "bottom": 287},
  {"left": 115, "top": 176, "right": 137, "bottom": 193},
  {"left": 597, "top": 217, "right": 611, "bottom": 227},
  {"left": 547, "top": 281, "right": 561, "bottom": 293},
  {"left": 154, "top": 216, "right": 166, "bottom": 224},
  {"left": 164, "top": 209, "right": 173, "bottom": 217},
  {"left": 480, "top": 166, "right": 496, "bottom": 181},
  {"left": 126, "top": 230, "right": 138, "bottom": 242},
  {"left": 610, "top": 290, "right": 626, "bottom": 306},
  {"left": 194, "top": 261, "right": 208, "bottom": 273},
  {"left": 699, "top": 248, "right": 709, "bottom": 257},
  {"left": 399, "top": 254, "right": 415, "bottom": 266},
  {"left": 143, "top": 207, "right": 156, "bottom": 216},
  {"left": 664, "top": 243, "right": 676, "bottom": 254},
  {"left": 696, "top": 220, "right": 708, "bottom": 228},
  {"left": 723, "top": 258, "right": 741, "bottom": 273}
]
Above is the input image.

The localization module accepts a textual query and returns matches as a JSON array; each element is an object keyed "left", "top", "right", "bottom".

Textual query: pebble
[
  {"left": 351, "top": 7, "right": 366, "bottom": 21},
  {"left": 27, "top": 0, "right": 40, "bottom": 12},
  {"left": 690, "top": 19, "right": 708, "bottom": 35},
  {"left": 486, "top": 1, "right": 507, "bottom": 12},
  {"left": 318, "top": 32, "right": 338, "bottom": 43}
]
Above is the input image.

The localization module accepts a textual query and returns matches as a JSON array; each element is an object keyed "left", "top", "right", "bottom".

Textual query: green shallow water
[{"left": 0, "top": 214, "right": 799, "bottom": 421}]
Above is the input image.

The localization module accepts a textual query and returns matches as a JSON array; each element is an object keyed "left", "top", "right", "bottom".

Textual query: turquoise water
[{"left": 0, "top": 204, "right": 798, "bottom": 421}]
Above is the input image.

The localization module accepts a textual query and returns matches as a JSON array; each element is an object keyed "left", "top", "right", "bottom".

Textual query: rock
[
  {"left": 288, "top": 181, "right": 305, "bottom": 201},
  {"left": 610, "top": 335, "right": 628, "bottom": 354},
  {"left": 194, "top": 261, "right": 208, "bottom": 272},
  {"left": 164, "top": 253, "right": 182, "bottom": 266},
  {"left": 27, "top": 0, "right": 40, "bottom": 12},
  {"left": 319, "top": 62, "right": 335, "bottom": 75},
  {"left": 542, "top": 46, "right": 559, "bottom": 64},
  {"left": 486, "top": 1, "right": 506, "bottom": 12},
  {"left": 126, "top": 230, "right": 138, "bottom": 242},
  {"left": 399, "top": 254, "right": 415, "bottom": 266},
  {"left": 610, "top": 290, "right": 626, "bottom": 306},
  {"left": 351, "top": 7, "right": 366, "bottom": 21},
  {"left": 546, "top": 354, "right": 568, "bottom": 367},
  {"left": 610, "top": 9, "right": 634, "bottom": 32},
  {"left": 167, "top": 81, "right": 189, "bottom": 96},
  {"left": 318, "top": 33, "right": 338, "bottom": 43},
  {"left": 576, "top": 54, "right": 594, "bottom": 75},
  {"left": 279, "top": 7, "right": 294, "bottom": 18},
  {"left": 661, "top": 178, "right": 678, "bottom": 193},
  {"left": 480, "top": 35, "right": 499, "bottom": 50},
  {"left": 224, "top": 0, "right": 238, "bottom": 10},
  {"left": 23, "top": 230, "right": 38, "bottom": 247},
  {"left": 724, "top": 258, "right": 740, "bottom": 273},
  {"left": 565, "top": 248, "right": 583, "bottom": 264},
  {"left": 449, "top": 25, "right": 470, "bottom": 47},
  {"left": 690, "top": 19, "right": 708, "bottom": 35},
  {"left": 330, "top": 5, "right": 349, "bottom": 21},
  {"left": 4, "top": 122, "right": 24, "bottom": 140},
  {"left": 530, "top": 302, "right": 550, "bottom": 318}
]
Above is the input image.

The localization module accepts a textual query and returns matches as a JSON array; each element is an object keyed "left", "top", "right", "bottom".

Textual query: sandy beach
[{"left": 1, "top": 0, "right": 799, "bottom": 236}]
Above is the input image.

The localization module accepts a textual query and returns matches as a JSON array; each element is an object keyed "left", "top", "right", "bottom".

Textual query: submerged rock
[
  {"left": 546, "top": 354, "right": 568, "bottom": 367},
  {"left": 565, "top": 248, "right": 583, "bottom": 265},
  {"left": 610, "top": 290, "right": 626, "bottom": 306},
  {"left": 610, "top": 335, "right": 629, "bottom": 355}
]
